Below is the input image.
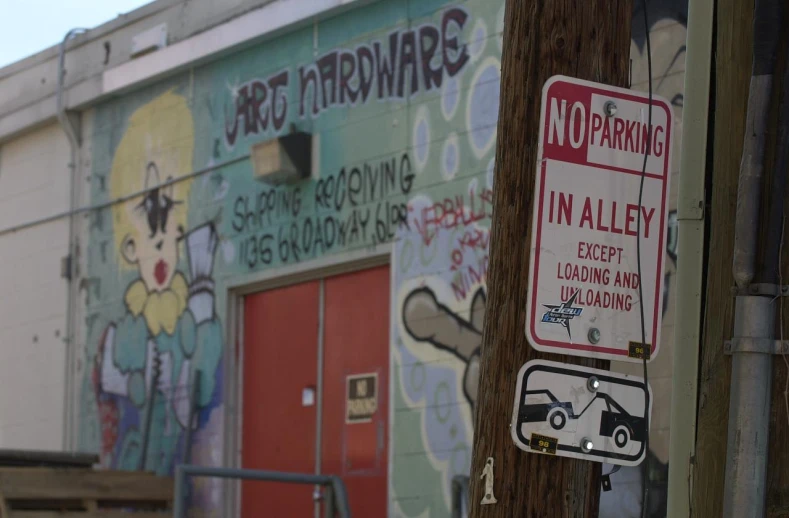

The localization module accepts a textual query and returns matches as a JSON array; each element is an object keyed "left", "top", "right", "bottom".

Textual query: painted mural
[
  {"left": 87, "top": 90, "right": 224, "bottom": 476},
  {"left": 76, "top": 0, "right": 687, "bottom": 516}
]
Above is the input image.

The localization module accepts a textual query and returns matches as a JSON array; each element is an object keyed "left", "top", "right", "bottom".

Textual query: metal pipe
[
  {"left": 723, "top": 297, "right": 775, "bottom": 517},
  {"left": 56, "top": 27, "right": 87, "bottom": 452},
  {"left": 139, "top": 354, "right": 161, "bottom": 471},
  {"left": 330, "top": 475, "right": 351, "bottom": 518},
  {"left": 57, "top": 29, "right": 87, "bottom": 149},
  {"left": 314, "top": 279, "right": 325, "bottom": 518},
  {"left": 724, "top": 32, "right": 789, "bottom": 518},
  {"left": 725, "top": 1, "right": 783, "bottom": 514},
  {"left": 183, "top": 370, "right": 202, "bottom": 465},
  {"left": 173, "top": 464, "right": 351, "bottom": 518},
  {"left": 666, "top": 0, "right": 714, "bottom": 512},
  {"left": 733, "top": 76, "right": 773, "bottom": 287},
  {"left": 731, "top": 0, "right": 782, "bottom": 288},
  {"left": 451, "top": 475, "right": 469, "bottom": 518},
  {"left": 324, "top": 482, "right": 335, "bottom": 517}
]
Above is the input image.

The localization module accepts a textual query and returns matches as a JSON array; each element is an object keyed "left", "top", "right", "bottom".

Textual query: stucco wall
[{"left": 0, "top": 123, "right": 72, "bottom": 449}]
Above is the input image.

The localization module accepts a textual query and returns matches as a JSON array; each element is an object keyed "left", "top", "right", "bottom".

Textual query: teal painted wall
[
  {"left": 79, "top": 1, "right": 504, "bottom": 515},
  {"left": 77, "top": 0, "right": 687, "bottom": 516}
]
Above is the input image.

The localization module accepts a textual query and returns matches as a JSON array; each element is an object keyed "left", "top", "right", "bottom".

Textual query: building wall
[
  {"left": 0, "top": 123, "right": 72, "bottom": 449},
  {"left": 74, "top": 0, "right": 688, "bottom": 516},
  {"left": 0, "top": 0, "right": 282, "bottom": 144}
]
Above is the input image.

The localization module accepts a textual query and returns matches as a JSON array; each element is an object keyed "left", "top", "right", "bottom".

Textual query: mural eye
[
  {"left": 159, "top": 195, "right": 176, "bottom": 233},
  {"left": 138, "top": 189, "right": 160, "bottom": 238}
]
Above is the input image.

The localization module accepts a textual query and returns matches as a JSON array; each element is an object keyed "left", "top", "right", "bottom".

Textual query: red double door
[{"left": 241, "top": 265, "right": 390, "bottom": 517}]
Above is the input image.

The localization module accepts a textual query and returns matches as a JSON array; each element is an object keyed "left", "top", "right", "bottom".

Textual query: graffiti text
[{"left": 299, "top": 7, "right": 470, "bottom": 117}]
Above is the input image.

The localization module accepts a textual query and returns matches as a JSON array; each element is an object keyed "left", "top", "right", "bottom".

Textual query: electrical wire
[
  {"left": 637, "top": 1, "right": 654, "bottom": 517},
  {"left": 778, "top": 215, "right": 789, "bottom": 429}
]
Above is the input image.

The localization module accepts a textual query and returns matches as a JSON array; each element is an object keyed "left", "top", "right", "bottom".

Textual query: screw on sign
[{"left": 524, "top": 75, "right": 673, "bottom": 363}]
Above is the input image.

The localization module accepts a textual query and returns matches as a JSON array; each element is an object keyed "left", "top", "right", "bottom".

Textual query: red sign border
[{"left": 525, "top": 75, "right": 673, "bottom": 362}]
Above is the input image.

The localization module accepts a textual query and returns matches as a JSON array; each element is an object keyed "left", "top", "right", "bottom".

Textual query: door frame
[{"left": 222, "top": 244, "right": 393, "bottom": 517}]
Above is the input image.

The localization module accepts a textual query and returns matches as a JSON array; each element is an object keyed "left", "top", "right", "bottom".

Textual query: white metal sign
[
  {"left": 510, "top": 360, "right": 652, "bottom": 466},
  {"left": 525, "top": 75, "right": 673, "bottom": 362}
]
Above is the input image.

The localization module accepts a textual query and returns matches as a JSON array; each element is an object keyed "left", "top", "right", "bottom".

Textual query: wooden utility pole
[{"left": 468, "top": 1, "right": 632, "bottom": 517}]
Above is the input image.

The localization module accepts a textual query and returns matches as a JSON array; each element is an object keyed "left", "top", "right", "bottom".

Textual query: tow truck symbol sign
[
  {"left": 510, "top": 359, "right": 652, "bottom": 467},
  {"left": 541, "top": 289, "right": 583, "bottom": 339}
]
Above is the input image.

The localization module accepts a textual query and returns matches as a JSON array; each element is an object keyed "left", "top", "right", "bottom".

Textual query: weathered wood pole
[{"left": 468, "top": 0, "right": 633, "bottom": 516}]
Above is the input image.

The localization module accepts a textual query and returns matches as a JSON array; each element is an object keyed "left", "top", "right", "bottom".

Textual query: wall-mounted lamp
[{"left": 251, "top": 132, "right": 312, "bottom": 185}]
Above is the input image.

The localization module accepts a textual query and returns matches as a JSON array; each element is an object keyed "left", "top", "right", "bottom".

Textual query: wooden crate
[{"left": 0, "top": 467, "right": 172, "bottom": 518}]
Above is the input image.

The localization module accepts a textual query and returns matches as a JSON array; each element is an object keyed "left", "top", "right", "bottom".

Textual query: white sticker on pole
[
  {"left": 525, "top": 75, "right": 673, "bottom": 362},
  {"left": 510, "top": 359, "right": 652, "bottom": 466}
]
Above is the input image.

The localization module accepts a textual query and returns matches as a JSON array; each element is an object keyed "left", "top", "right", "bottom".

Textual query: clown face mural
[{"left": 92, "top": 90, "right": 223, "bottom": 475}]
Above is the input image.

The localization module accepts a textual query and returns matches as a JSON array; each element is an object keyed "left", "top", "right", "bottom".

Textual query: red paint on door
[
  {"left": 322, "top": 265, "right": 390, "bottom": 517},
  {"left": 242, "top": 281, "right": 319, "bottom": 518}
]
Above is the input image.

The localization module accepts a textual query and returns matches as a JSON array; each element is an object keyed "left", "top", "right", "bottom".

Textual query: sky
[{"left": 0, "top": 0, "right": 153, "bottom": 69}]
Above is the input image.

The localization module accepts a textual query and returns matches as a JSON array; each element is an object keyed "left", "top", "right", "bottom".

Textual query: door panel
[
  {"left": 241, "top": 281, "right": 320, "bottom": 518},
  {"left": 321, "top": 265, "right": 390, "bottom": 517}
]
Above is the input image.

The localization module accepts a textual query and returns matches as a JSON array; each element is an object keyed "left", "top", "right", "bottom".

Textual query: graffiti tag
[{"left": 234, "top": 152, "right": 414, "bottom": 268}]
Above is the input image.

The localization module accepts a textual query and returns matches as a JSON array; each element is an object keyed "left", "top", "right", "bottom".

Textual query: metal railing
[
  {"left": 173, "top": 464, "right": 351, "bottom": 518},
  {"left": 451, "top": 475, "right": 470, "bottom": 518}
]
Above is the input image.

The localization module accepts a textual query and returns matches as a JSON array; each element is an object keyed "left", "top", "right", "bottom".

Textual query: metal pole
[
  {"left": 324, "top": 482, "right": 335, "bottom": 518},
  {"left": 173, "top": 465, "right": 187, "bottom": 518},
  {"left": 723, "top": 297, "right": 775, "bottom": 517},
  {"left": 56, "top": 26, "right": 86, "bottom": 452},
  {"left": 183, "top": 370, "right": 202, "bottom": 465},
  {"left": 731, "top": 0, "right": 781, "bottom": 289},
  {"left": 666, "top": 0, "right": 713, "bottom": 513},
  {"left": 172, "top": 465, "right": 352, "bottom": 518},
  {"left": 723, "top": 17, "right": 789, "bottom": 518},
  {"left": 724, "top": 0, "right": 783, "bottom": 515},
  {"left": 314, "top": 280, "right": 325, "bottom": 518},
  {"left": 451, "top": 476, "right": 469, "bottom": 518},
  {"left": 139, "top": 355, "right": 161, "bottom": 471},
  {"left": 178, "top": 368, "right": 202, "bottom": 517},
  {"left": 330, "top": 475, "right": 351, "bottom": 518}
]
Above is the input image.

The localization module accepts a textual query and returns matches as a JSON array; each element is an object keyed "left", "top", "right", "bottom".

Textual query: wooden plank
[
  {"left": 0, "top": 469, "right": 172, "bottom": 502},
  {"left": 0, "top": 492, "right": 9, "bottom": 518},
  {"left": 690, "top": 0, "right": 751, "bottom": 514},
  {"left": 466, "top": 0, "right": 631, "bottom": 516},
  {"left": 0, "top": 451, "right": 98, "bottom": 469}
]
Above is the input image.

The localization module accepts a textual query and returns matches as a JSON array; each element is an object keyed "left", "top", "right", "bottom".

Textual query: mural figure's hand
[
  {"left": 185, "top": 223, "right": 218, "bottom": 325},
  {"left": 100, "top": 324, "right": 130, "bottom": 396},
  {"left": 173, "top": 359, "right": 193, "bottom": 430},
  {"left": 155, "top": 349, "right": 173, "bottom": 394}
]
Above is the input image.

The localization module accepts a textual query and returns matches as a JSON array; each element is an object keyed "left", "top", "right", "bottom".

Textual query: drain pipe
[
  {"left": 723, "top": 0, "right": 782, "bottom": 515},
  {"left": 57, "top": 27, "right": 87, "bottom": 452}
]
